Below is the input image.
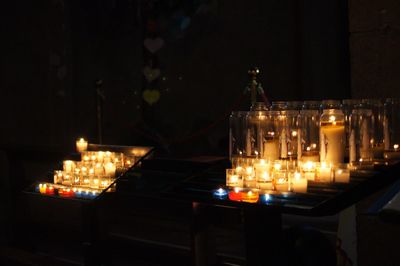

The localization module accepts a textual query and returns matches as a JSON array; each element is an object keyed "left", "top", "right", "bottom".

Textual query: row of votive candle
[
  {"left": 37, "top": 183, "right": 101, "bottom": 199},
  {"left": 226, "top": 159, "right": 350, "bottom": 193}
]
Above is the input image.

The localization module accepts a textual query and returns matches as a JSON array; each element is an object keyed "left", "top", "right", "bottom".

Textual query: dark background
[{"left": 1, "top": 0, "right": 399, "bottom": 156}]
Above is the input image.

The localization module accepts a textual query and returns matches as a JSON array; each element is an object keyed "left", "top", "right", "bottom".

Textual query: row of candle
[
  {"left": 213, "top": 187, "right": 280, "bottom": 204},
  {"left": 37, "top": 183, "right": 102, "bottom": 199},
  {"left": 226, "top": 159, "right": 350, "bottom": 193},
  {"left": 230, "top": 99, "right": 400, "bottom": 167}
]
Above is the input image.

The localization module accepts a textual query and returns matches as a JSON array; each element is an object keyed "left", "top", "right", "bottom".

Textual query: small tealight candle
[
  {"left": 291, "top": 172, "right": 308, "bottom": 193},
  {"left": 384, "top": 144, "right": 400, "bottom": 160},
  {"left": 76, "top": 138, "right": 88, "bottom": 153},
  {"left": 260, "top": 193, "right": 272, "bottom": 204},
  {"left": 39, "top": 183, "right": 47, "bottom": 194},
  {"left": 213, "top": 188, "right": 228, "bottom": 199},
  {"left": 59, "top": 188, "right": 74, "bottom": 197},
  {"left": 241, "top": 190, "right": 259, "bottom": 203},
  {"left": 228, "top": 187, "right": 242, "bottom": 201},
  {"left": 46, "top": 186, "right": 55, "bottom": 195}
]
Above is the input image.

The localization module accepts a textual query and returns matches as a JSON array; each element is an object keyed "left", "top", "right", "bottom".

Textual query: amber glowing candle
[{"left": 76, "top": 138, "right": 88, "bottom": 153}]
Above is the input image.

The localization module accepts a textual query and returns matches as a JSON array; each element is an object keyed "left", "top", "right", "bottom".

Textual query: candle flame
[
  {"left": 306, "top": 146, "right": 311, "bottom": 151},
  {"left": 274, "top": 162, "right": 281, "bottom": 171},
  {"left": 292, "top": 131, "right": 297, "bottom": 137},
  {"left": 394, "top": 144, "right": 399, "bottom": 150}
]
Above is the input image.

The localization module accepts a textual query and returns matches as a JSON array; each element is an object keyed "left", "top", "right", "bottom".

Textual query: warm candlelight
[
  {"left": 39, "top": 183, "right": 47, "bottom": 194},
  {"left": 104, "top": 162, "right": 116, "bottom": 177},
  {"left": 334, "top": 168, "right": 350, "bottom": 183},
  {"left": 274, "top": 177, "right": 289, "bottom": 192},
  {"left": 63, "top": 160, "right": 75, "bottom": 173},
  {"left": 291, "top": 172, "right": 308, "bottom": 193},
  {"left": 241, "top": 190, "right": 259, "bottom": 203},
  {"left": 317, "top": 162, "right": 332, "bottom": 182},
  {"left": 320, "top": 116, "right": 345, "bottom": 164},
  {"left": 226, "top": 169, "right": 243, "bottom": 187},
  {"left": 228, "top": 187, "right": 242, "bottom": 201},
  {"left": 302, "top": 161, "right": 316, "bottom": 181},
  {"left": 76, "top": 138, "right": 88, "bottom": 153},
  {"left": 257, "top": 171, "right": 273, "bottom": 190}
]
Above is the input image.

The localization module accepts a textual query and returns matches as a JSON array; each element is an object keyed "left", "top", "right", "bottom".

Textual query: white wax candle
[
  {"left": 335, "top": 169, "right": 350, "bottom": 183},
  {"left": 76, "top": 138, "right": 88, "bottom": 153},
  {"left": 320, "top": 123, "right": 345, "bottom": 164},
  {"left": 226, "top": 174, "right": 243, "bottom": 187}
]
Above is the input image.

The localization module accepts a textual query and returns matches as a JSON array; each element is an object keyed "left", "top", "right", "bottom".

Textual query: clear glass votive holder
[{"left": 226, "top": 169, "right": 243, "bottom": 187}]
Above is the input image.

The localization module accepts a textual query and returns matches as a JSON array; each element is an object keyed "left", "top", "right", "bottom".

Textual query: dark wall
[{"left": 2, "top": 0, "right": 351, "bottom": 155}]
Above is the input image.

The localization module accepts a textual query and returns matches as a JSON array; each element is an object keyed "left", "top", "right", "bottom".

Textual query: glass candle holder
[
  {"left": 320, "top": 100, "right": 345, "bottom": 164},
  {"left": 53, "top": 170, "right": 63, "bottom": 184},
  {"left": 272, "top": 167, "right": 289, "bottom": 192},
  {"left": 298, "top": 109, "right": 320, "bottom": 162},
  {"left": 384, "top": 98, "right": 400, "bottom": 160},
  {"left": 245, "top": 111, "right": 268, "bottom": 157},
  {"left": 290, "top": 171, "right": 308, "bottom": 193},
  {"left": 229, "top": 111, "right": 247, "bottom": 161},
  {"left": 349, "top": 108, "right": 374, "bottom": 164},
  {"left": 81, "top": 166, "right": 90, "bottom": 187},
  {"left": 76, "top": 138, "right": 88, "bottom": 153},
  {"left": 334, "top": 164, "right": 350, "bottom": 183},
  {"left": 262, "top": 112, "right": 280, "bottom": 162},
  {"left": 73, "top": 168, "right": 81, "bottom": 186},
  {"left": 226, "top": 169, "right": 243, "bottom": 187},
  {"left": 316, "top": 162, "right": 333, "bottom": 182},
  {"left": 300, "top": 161, "right": 317, "bottom": 181},
  {"left": 63, "top": 160, "right": 76, "bottom": 174},
  {"left": 361, "top": 99, "right": 385, "bottom": 158},
  {"left": 255, "top": 160, "right": 273, "bottom": 190},
  {"left": 243, "top": 165, "right": 257, "bottom": 188},
  {"left": 228, "top": 187, "right": 243, "bottom": 201}
]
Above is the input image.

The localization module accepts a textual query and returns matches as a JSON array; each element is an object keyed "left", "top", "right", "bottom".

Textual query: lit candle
[
  {"left": 384, "top": 144, "right": 400, "bottom": 160},
  {"left": 241, "top": 190, "right": 259, "bottom": 203},
  {"left": 213, "top": 188, "right": 228, "bottom": 199},
  {"left": 257, "top": 171, "right": 273, "bottom": 190},
  {"left": 302, "top": 161, "right": 316, "bottom": 181},
  {"left": 243, "top": 165, "right": 256, "bottom": 188},
  {"left": 104, "top": 162, "right": 116, "bottom": 178},
  {"left": 62, "top": 173, "right": 72, "bottom": 185},
  {"left": 76, "top": 138, "right": 88, "bottom": 153},
  {"left": 94, "top": 163, "right": 104, "bottom": 175},
  {"left": 291, "top": 172, "right": 307, "bottom": 193},
  {"left": 301, "top": 146, "right": 320, "bottom": 162},
  {"left": 59, "top": 188, "right": 75, "bottom": 197},
  {"left": 334, "top": 168, "right": 350, "bottom": 183},
  {"left": 260, "top": 193, "right": 272, "bottom": 204},
  {"left": 54, "top": 170, "right": 63, "bottom": 184},
  {"left": 320, "top": 116, "right": 345, "bottom": 164},
  {"left": 317, "top": 162, "right": 332, "bottom": 182},
  {"left": 39, "top": 183, "right": 47, "bottom": 194},
  {"left": 63, "top": 160, "right": 75, "bottom": 173},
  {"left": 274, "top": 177, "right": 289, "bottom": 192},
  {"left": 226, "top": 169, "right": 243, "bottom": 187},
  {"left": 228, "top": 187, "right": 242, "bottom": 201}
]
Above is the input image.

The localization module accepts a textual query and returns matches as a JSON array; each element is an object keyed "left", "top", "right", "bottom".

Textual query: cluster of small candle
[
  {"left": 226, "top": 158, "right": 351, "bottom": 194},
  {"left": 37, "top": 183, "right": 100, "bottom": 199},
  {"left": 55, "top": 150, "right": 135, "bottom": 190}
]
